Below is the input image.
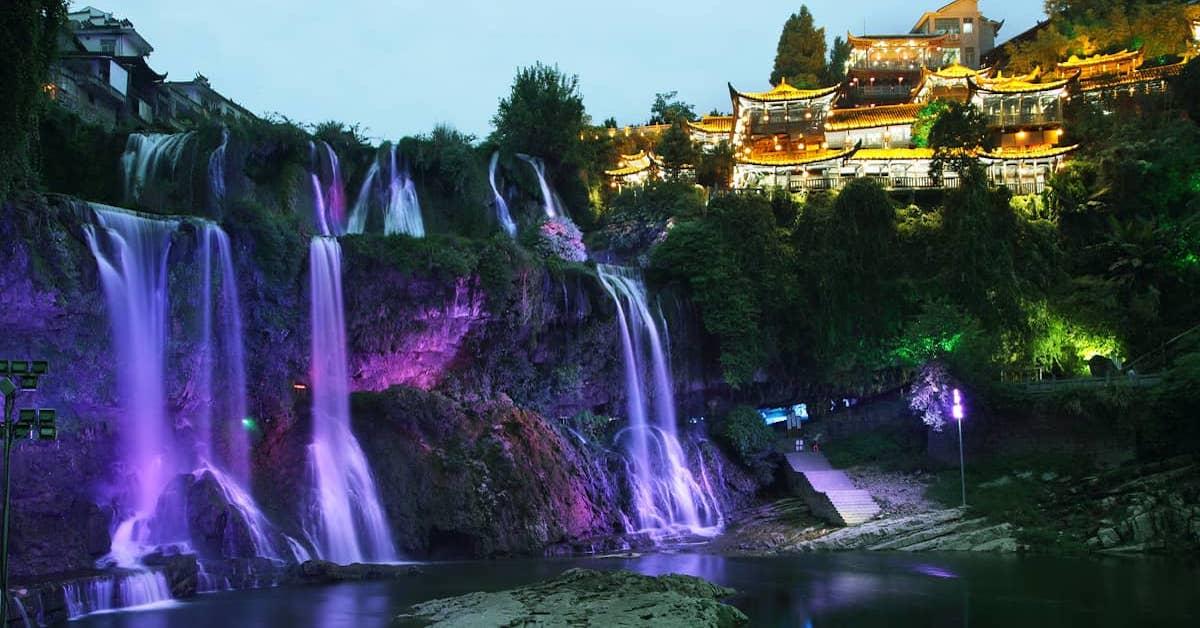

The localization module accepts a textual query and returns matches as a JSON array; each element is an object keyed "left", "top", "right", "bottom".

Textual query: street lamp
[
  {"left": 0, "top": 359, "right": 57, "bottom": 626},
  {"left": 952, "top": 388, "right": 966, "bottom": 508}
]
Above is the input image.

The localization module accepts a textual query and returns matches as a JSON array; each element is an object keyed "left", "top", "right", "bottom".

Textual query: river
[{"left": 72, "top": 551, "right": 1199, "bottom": 627}]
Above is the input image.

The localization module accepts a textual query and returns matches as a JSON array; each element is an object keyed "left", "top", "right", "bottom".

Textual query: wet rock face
[{"left": 395, "top": 567, "right": 749, "bottom": 627}]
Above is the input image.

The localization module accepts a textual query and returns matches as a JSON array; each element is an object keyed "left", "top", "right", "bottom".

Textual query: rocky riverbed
[{"left": 393, "top": 568, "right": 748, "bottom": 627}]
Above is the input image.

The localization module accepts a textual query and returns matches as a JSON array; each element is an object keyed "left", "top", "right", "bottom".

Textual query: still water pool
[{"left": 73, "top": 551, "right": 1199, "bottom": 627}]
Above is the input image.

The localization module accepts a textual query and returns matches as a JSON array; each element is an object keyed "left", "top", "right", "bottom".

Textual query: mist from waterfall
[
  {"left": 304, "top": 237, "right": 398, "bottom": 563},
  {"left": 347, "top": 144, "right": 425, "bottom": 237},
  {"left": 516, "top": 153, "right": 566, "bottom": 219},
  {"left": 489, "top": 151, "right": 517, "bottom": 237},
  {"left": 597, "top": 265, "right": 723, "bottom": 538},
  {"left": 121, "top": 133, "right": 195, "bottom": 206}
]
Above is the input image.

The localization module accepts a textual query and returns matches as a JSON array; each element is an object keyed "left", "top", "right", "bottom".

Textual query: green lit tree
[
  {"left": 697, "top": 141, "right": 735, "bottom": 190},
  {"left": 929, "top": 101, "right": 991, "bottom": 181},
  {"left": 911, "top": 100, "right": 950, "bottom": 148},
  {"left": 770, "top": 6, "right": 828, "bottom": 87}
]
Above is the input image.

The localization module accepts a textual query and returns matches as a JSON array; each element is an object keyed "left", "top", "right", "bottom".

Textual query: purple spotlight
[{"left": 951, "top": 388, "right": 964, "bottom": 421}]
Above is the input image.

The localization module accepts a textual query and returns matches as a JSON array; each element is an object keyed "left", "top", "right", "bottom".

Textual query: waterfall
[
  {"left": 489, "top": 151, "right": 517, "bottom": 237},
  {"left": 516, "top": 154, "right": 566, "bottom": 219},
  {"left": 304, "top": 237, "right": 397, "bottom": 563},
  {"left": 84, "top": 206, "right": 183, "bottom": 564},
  {"left": 310, "top": 140, "right": 347, "bottom": 236},
  {"left": 347, "top": 144, "right": 425, "bottom": 237},
  {"left": 596, "top": 265, "right": 722, "bottom": 538},
  {"left": 121, "top": 133, "right": 194, "bottom": 206},
  {"left": 197, "top": 225, "right": 251, "bottom": 482},
  {"left": 195, "top": 464, "right": 281, "bottom": 559},
  {"left": 62, "top": 572, "right": 173, "bottom": 619},
  {"left": 208, "top": 128, "right": 229, "bottom": 208}
]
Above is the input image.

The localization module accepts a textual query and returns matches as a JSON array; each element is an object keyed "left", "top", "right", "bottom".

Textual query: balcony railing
[{"left": 986, "top": 112, "right": 1062, "bottom": 127}]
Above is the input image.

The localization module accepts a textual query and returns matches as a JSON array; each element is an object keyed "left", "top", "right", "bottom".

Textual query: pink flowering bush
[
  {"left": 536, "top": 216, "right": 587, "bottom": 262},
  {"left": 908, "top": 362, "right": 954, "bottom": 431}
]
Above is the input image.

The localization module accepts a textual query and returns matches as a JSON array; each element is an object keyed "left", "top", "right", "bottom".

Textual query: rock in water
[{"left": 394, "top": 568, "right": 748, "bottom": 627}]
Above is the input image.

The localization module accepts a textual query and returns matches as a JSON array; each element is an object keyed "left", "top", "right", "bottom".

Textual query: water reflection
[{"left": 74, "top": 552, "right": 1199, "bottom": 628}]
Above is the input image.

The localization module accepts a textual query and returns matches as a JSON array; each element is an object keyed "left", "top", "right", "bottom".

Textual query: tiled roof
[
  {"left": 826, "top": 104, "right": 923, "bottom": 131},
  {"left": 737, "top": 145, "right": 858, "bottom": 166},
  {"left": 604, "top": 151, "right": 652, "bottom": 177},
  {"left": 851, "top": 147, "right": 936, "bottom": 160},
  {"left": 730, "top": 80, "right": 840, "bottom": 102},
  {"left": 978, "top": 144, "right": 1078, "bottom": 160},
  {"left": 687, "top": 116, "right": 734, "bottom": 133},
  {"left": 1058, "top": 49, "right": 1142, "bottom": 69}
]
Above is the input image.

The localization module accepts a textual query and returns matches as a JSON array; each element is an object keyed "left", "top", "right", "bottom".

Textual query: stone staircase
[{"left": 786, "top": 451, "right": 881, "bottom": 527}]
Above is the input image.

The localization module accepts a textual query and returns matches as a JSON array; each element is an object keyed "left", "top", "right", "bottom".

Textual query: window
[
  {"left": 100, "top": 38, "right": 116, "bottom": 55},
  {"left": 934, "top": 18, "right": 960, "bottom": 34},
  {"left": 963, "top": 18, "right": 974, "bottom": 34},
  {"left": 965, "top": 47, "right": 976, "bottom": 67}
]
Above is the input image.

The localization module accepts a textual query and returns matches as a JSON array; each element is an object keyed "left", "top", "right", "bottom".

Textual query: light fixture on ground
[{"left": 0, "top": 359, "right": 57, "bottom": 626}]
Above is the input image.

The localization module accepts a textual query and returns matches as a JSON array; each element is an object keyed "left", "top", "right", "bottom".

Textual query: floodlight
[
  {"left": 37, "top": 410, "right": 57, "bottom": 441},
  {"left": 30, "top": 361, "right": 48, "bottom": 375},
  {"left": 0, "top": 361, "right": 8, "bottom": 375},
  {"left": 18, "top": 376, "right": 37, "bottom": 391},
  {"left": 8, "top": 362, "right": 28, "bottom": 375},
  {"left": 13, "top": 411, "right": 35, "bottom": 439},
  {"left": 0, "top": 379, "right": 14, "bottom": 396}
]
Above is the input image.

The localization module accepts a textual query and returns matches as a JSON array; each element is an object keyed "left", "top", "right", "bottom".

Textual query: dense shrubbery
[{"left": 718, "top": 405, "right": 777, "bottom": 483}]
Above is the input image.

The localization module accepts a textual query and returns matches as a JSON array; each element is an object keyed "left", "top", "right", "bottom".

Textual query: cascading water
[
  {"left": 488, "top": 151, "right": 517, "bottom": 237},
  {"left": 197, "top": 225, "right": 251, "bottom": 482},
  {"left": 516, "top": 153, "right": 565, "bottom": 219},
  {"left": 347, "top": 144, "right": 425, "bottom": 237},
  {"left": 84, "top": 206, "right": 183, "bottom": 565},
  {"left": 121, "top": 133, "right": 194, "bottom": 205},
  {"left": 596, "top": 265, "right": 723, "bottom": 538},
  {"left": 207, "top": 128, "right": 229, "bottom": 208},
  {"left": 304, "top": 237, "right": 397, "bottom": 563},
  {"left": 310, "top": 140, "right": 347, "bottom": 236}
]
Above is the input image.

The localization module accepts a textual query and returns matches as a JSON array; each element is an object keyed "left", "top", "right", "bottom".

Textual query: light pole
[
  {"left": 0, "top": 359, "right": 56, "bottom": 626},
  {"left": 952, "top": 388, "right": 966, "bottom": 508}
]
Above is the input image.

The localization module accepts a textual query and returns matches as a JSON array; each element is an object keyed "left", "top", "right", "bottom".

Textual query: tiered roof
[
  {"left": 979, "top": 145, "right": 1079, "bottom": 160},
  {"left": 687, "top": 116, "right": 734, "bottom": 134},
  {"left": 738, "top": 145, "right": 858, "bottom": 167},
  {"left": 969, "top": 73, "right": 1075, "bottom": 94},
  {"left": 1057, "top": 49, "right": 1143, "bottom": 71},
  {"left": 604, "top": 151, "right": 653, "bottom": 177}
]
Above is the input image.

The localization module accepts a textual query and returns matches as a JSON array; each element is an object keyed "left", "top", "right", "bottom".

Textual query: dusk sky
[{"left": 94, "top": 0, "right": 1047, "bottom": 141}]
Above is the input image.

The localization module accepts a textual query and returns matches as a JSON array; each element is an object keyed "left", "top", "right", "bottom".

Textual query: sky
[{"left": 92, "top": 0, "right": 1047, "bottom": 141}]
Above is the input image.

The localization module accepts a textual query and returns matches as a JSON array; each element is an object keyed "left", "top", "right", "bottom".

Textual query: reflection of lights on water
[{"left": 913, "top": 563, "right": 959, "bottom": 579}]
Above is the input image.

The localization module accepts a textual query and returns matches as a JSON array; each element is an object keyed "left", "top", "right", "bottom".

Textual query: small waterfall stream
[
  {"left": 347, "top": 144, "right": 425, "bottom": 237},
  {"left": 516, "top": 153, "right": 565, "bottom": 219},
  {"left": 121, "top": 133, "right": 195, "bottom": 206},
  {"left": 489, "top": 151, "right": 517, "bottom": 237},
  {"left": 597, "top": 265, "right": 723, "bottom": 538}
]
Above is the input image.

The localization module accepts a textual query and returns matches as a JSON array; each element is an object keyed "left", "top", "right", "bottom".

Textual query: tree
[
  {"left": 1, "top": 0, "right": 68, "bottom": 200},
  {"left": 911, "top": 100, "right": 950, "bottom": 148},
  {"left": 770, "top": 6, "right": 827, "bottom": 87},
  {"left": 490, "top": 63, "right": 585, "bottom": 169},
  {"left": 928, "top": 101, "right": 991, "bottom": 180},
  {"left": 696, "top": 141, "right": 734, "bottom": 190},
  {"left": 825, "top": 36, "right": 852, "bottom": 84},
  {"left": 655, "top": 120, "right": 699, "bottom": 180},
  {"left": 1179, "top": 56, "right": 1200, "bottom": 122},
  {"left": 649, "top": 91, "right": 697, "bottom": 125}
]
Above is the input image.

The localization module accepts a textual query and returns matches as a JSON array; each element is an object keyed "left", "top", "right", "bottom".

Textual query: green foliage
[
  {"left": 910, "top": 100, "right": 949, "bottom": 149},
  {"left": 654, "top": 120, "right": 698, "bottom": 180},
  {"left": 825, "top": 36, "right": 852, "bottom": 84},
  {"left": 696, "top": 141, "right": 734, "bottom": 190},
  {"left": 223, "top": 197, "right": 306, "bottom": 283},
  {"left": 929, "top": 102, "right": 990, "bottom": 178},
  {"left": 36, "top": 103, "right": 124, "bottom": 203},
  {"left": 342, "top": 233, "right": 481, "bottom": 279},
  {"left": 490, "top": 63, "right": 585, "bottom": 170},
  {"left": 605, "top": 180, "right": 703, "bottom": 223},
  {"left": 1179, "top": 56, "right": 1200, "bottom": 122},
  {"left": 648, "top": 91, "right": 697, "bottom": 125},
  {"left": 232, "top": 113, "right": 310, "bottom": 210},
  {"left": 823, "top": 429, "right": 924, "bottom": 472},
  {"left": 2, "top": 0, "right": 68, "bottom": 200},
  {"left": 718, "top": 405, "right": 777, "bottom": 482},
  {"left": 770, "top": 5, "right": 827, "bottom": 87},
  {"left": 401, "top": 126, "right": 492, "bottom": 237}
]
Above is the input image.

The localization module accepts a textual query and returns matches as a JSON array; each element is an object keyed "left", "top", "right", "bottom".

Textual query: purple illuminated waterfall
[
  {"left": 84, "top": 205, "right": 182, "bottom": 566},
  {"left": 122, "top": 133, "right": 194, "bottom": 205},
  {"left": 207, "top": 128, "right": 229, "bottom": 208},
  {"left": 311, "top": 140, "right": 347, "bottom": 236},
  {"left": 489, "top": 151, "right": 517, "bottom": 237},
  {"left": 347, "top": 144, "right": 425, "bottom": 237},
  {"left": 197, "top": 225, "right": 250, "bottom": 482},
  {"left": 305, "top": 237, "right": 397, "bottom": 563},
  {"left": 516, "top": 153, "right": 565, "bottom": 218},
  {"left": 597, "top": 265, "right": 722, "bottom": 538}
]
